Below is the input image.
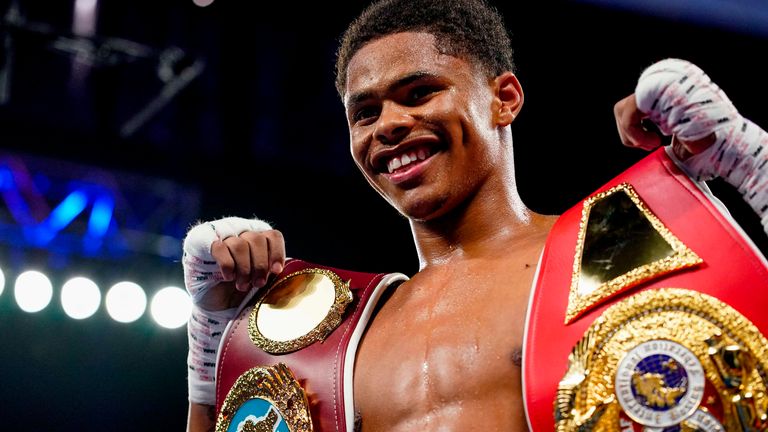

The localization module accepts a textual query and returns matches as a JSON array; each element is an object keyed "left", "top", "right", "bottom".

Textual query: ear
[{"left": 492, "top": 71, "right": 524, "bottom": 127}]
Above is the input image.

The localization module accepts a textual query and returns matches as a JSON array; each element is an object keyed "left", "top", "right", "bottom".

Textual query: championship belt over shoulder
[
  {"left": 214, "top": 258, "right": 407, "bottom": 432},
  {"left": 524, "top": 147, "right": 768, "bottom": 432}
]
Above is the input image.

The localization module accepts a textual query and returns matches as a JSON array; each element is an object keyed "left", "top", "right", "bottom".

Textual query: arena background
[{"left": 0, "top": 0, "right": 766, "bottom": 429}]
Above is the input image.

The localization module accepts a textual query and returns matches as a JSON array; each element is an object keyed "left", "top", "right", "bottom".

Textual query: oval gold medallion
[{"left": 249, "top": 268, "right": 353, "bottom": 354}]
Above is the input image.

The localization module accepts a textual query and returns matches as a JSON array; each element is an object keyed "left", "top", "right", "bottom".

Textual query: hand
[
  {"left": 212, "top": 228, "right": 285, "bottom": 290},
  {"left": 613, "top": 93, "right": 716, "bottom": 161},
  {"left": 183, "top": 217, "right": 285, "bottom": 311}
]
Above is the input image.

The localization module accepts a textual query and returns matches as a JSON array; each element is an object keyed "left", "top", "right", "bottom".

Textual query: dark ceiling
[{"left": 1, "top": 0, "right": 767, "bottom": 429}]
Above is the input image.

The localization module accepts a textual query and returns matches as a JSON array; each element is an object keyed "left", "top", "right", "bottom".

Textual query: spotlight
[
  {"left": 150, "top": 286, "right": 191, "bottom": 329},
  {"left": 14, "top": 270, "right": 53, "bottom": 313},
  {"left": 61, "top": 277, "right": 101, "bottom": 319},
  {"left": 0, "top": 267, "right": 5, "bottom": 297},
  {"left": 105, "top": 281, "right": 147, "bottom": 323}
]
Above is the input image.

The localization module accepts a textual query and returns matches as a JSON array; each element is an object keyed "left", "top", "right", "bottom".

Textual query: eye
[
  {"left": 352, "top": 106, "right": 380, "bottom": 124},
  {"left": 408, "top": 85, "right": 438, "bottom": 103}
]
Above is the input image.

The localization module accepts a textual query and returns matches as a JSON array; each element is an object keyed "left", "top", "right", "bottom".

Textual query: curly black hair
[{"left": 335, "top": 0, "right": 514, "bottom": 98}]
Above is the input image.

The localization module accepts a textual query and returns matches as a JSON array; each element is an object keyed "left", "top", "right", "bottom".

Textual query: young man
[{"left": 184, "top": 0, "right": 768, "bottom": 430}]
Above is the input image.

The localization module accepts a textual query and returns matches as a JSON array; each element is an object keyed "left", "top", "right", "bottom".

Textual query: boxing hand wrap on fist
[
  {"left": 635, "top": 58, "right": 740, "bottom": 149},
  {"left": 183, "top": 216, "right": 274, "bottom": 405},
  {"left": 183, "top": 216, "right": 273, "bottom": 304},
  {"left": 634, "top": 58, "right": 768, "bottom": 232}
]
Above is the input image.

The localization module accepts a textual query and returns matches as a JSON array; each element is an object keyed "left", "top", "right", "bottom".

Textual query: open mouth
[{"left": 385, "top": 146, "right": 435, "bottom": 174}]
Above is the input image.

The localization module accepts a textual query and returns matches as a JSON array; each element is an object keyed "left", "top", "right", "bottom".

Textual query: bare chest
[{"left": 353, "top": 264, "right": 534, "bottom": 431}]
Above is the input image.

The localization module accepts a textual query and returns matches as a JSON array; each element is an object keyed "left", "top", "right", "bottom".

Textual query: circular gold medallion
[
  {"left": 614, "top": 339, "right": 705, "bottom": 427},
  {"left": 249, "top": 268, "right": 353, "bottom": 354}
]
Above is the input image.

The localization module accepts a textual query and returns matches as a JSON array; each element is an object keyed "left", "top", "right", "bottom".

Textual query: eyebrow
[{"left": 346, "top": 71, "right": 439, "bottom": 109}]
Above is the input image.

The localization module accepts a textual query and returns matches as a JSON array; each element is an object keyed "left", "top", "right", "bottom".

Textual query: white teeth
[
  {"left": 386, "top": 149, "right": 431, "bottom": 174},
  {"left": 388, "top": 157, "right": 402, "bottom": 173}
]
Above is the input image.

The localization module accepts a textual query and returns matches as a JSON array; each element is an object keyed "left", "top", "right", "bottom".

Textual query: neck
[{"left": 409, "top": 169, "right": 547, "bottom": 270}]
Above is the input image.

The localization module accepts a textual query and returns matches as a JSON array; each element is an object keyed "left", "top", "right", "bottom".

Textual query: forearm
[
  {"left": 183, "top": 216, "right": 275, "bottom": 427},
  {"left": 678, "top": 116, "right": 768, "bottom": 232},
  {"left": 187, "top": 306, "right": 238, "bottom": 405},
  {"left": 188, "top": 402, "right": 217, "bottom": 432},
  {"left": 705, "top": 118, "right": 768, "bottom": 230}
]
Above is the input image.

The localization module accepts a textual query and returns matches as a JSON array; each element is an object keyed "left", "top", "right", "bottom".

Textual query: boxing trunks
[
  {"left": 524, "top": 147, "right": 768, "bottom": 431},
  {"left": 213, "top": 258, "right": 407, "bottom": 431}
]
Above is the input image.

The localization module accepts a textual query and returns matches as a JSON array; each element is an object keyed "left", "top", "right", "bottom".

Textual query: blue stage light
[
  {"left": 29, "top": 190, "right": 88, "bottom": 245},
  {"left": 88, "top": 195, "right": 114, "bottom": 238}
]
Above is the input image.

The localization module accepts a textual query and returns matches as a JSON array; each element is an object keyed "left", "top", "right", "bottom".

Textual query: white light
[
  {"left": 106, "top": 281, "right": 147, "bottom": 323},
  {"left": 0, "top": 267, "right": 5, "bottom": 297},
  {"left": 14, "top": 270, "right": 53, "bottom": 313},
  {"left": 150, "top": 286, "right": 192, "bottom": 329},
  {"left": 61, "top": 277, "right": 101, "bottom": 319},
  {"left": 193, "top": 0, "right": 215, "bottom": 7},
  {"left": 73, "top": 0, "right": 98, "bottom": 36},
  {"left": 75, "top": 0, "right": 97, "bottom": 13}
]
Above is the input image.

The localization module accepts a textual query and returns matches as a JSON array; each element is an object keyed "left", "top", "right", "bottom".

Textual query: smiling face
[{"left": 343, "top": 32, "right": 521, "bottom": 221}]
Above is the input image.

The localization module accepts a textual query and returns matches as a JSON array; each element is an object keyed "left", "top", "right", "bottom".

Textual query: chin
[{"left": 397, "top": 196, "right": 451, "bottom": 222}]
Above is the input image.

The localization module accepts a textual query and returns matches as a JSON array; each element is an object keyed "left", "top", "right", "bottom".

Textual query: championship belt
[
  {"left": 214, "top": 258, "right": 407, "bottom": 432},
  {"left": 524, "top": 148, "right": 768, "bottom": 432}
]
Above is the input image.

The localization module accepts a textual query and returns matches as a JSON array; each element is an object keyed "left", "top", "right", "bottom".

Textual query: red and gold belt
[
  {"left": 214, "top": 258, "right": 406, "bottom": 431},
  {"left": 524, "top": 148, "right": 768, "bottom": 431}
]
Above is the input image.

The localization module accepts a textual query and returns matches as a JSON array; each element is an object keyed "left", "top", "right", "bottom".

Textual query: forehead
[{"left": 343, "top": 32, "right": 476, "bottom": 104}]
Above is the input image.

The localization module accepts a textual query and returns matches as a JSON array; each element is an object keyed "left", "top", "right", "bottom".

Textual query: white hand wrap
[
  {"left": 183, "top": 216, "right": 273, "bottom": 303},
  {"left": 187, "top": 306, "right": 237, "bottom": 405},
  {"left": 183, "top": 216, "right": 272, "bottom": 404},
  {"left": 636, "top": 58, "right": 768, "bottom": 233}
]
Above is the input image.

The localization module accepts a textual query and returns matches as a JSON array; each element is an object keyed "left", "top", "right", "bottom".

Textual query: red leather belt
[
  {"left": 214, "top": 258, "right": 407, "bottom": 432},
  {"left": 524, "top": 148, "right": 768, "bottom": 431}
]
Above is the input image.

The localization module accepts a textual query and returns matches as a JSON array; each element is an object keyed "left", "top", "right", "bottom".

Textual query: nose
[{"left": 374, "top": 101, "right": 414, "bottom": 145}]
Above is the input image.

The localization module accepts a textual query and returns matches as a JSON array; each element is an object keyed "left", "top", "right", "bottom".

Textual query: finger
[
  {"left": 266, "top": 231, "right": 286, "bottom": 274},
  {"left": 242, "top": 233, "right": 270, "bottom": 288},
  {"left": 615, "top": 116, "right": 661, "bottom": 150},
  {"left": 222, "top": 236, "right": 253, "bottom": 291},
  {"left": 211, "top": 240, "right": 235, "bottom": 281},
  {"left": 614, "top": 94, "right": 662, "bottom": 151},
  {"left": 631, "top": 122, "right": 663, "bottom": 151}
]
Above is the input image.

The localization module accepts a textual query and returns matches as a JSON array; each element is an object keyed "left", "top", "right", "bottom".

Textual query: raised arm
[
  {"left": 614, "top": 58, "right": 768, "bottom": 234},
  {"left": 182, "top": 216, "right": 286, "bottom": 431}
]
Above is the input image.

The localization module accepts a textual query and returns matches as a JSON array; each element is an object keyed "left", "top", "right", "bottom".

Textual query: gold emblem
[
  {"left": 555, "top": 288, "right": 768, "bottom": 431},
  {"left": 249, "top": 268, "right": 353, "bottom": 354},
  {"left": 614, "top": 339, "right": 705, "bottom": 426},
  {"left": 565, "top": 183, "right": 702, "bottom": 323},
  {"left": 216, "top": 363, "right": 313, "bottom": 432},
  {"left": 240, "top": 406, "right": 279, "bottom": 432}
]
